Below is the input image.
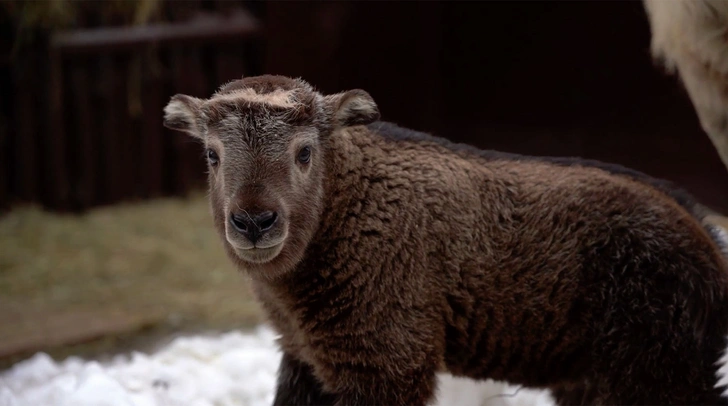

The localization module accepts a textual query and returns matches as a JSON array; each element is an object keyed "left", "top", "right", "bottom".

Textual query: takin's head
[{"left": 163, "top": 75, "right": 380, "bottom": 278}]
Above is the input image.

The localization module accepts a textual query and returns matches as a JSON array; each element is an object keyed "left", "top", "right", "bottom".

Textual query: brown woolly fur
[{"left": 164, "top": 75, "right": 728, "bottom": 406}]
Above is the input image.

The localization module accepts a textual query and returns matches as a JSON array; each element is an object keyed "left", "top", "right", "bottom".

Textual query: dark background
[
  {"left": 3, "top": 0, "right": 726, "bottom": 214},
  {"left": 4, "top": 0, "right": 728, "bottom": 373}
]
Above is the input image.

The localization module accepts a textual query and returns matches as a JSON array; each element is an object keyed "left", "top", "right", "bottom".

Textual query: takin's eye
[
  {"left": 206, "top": 148, "right": 220, "bottom": 167},
  {"left": 297, "top": 146, "right": 311, "bottom": 164}
]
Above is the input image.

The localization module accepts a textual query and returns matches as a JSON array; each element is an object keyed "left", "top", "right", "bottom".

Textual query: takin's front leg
[
  {"left": 550, "top": 381, "right": 598, "bottom": 406},
  {"left": 275, "top": 350, "right": 438, "bottom": 406},
  {"left": 330, "top": 363, "right": 438, "bottom": 406},
  {"left": 308, "top": 338, "right": 440, "bottom": 406},
  {"left": 272, "top": 352, "right": 338, "bottom": 406}
]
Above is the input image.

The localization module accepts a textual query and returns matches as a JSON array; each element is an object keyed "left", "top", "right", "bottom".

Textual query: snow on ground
[{"left": 0, "top": 325, "right": 554, "bottom": 406}]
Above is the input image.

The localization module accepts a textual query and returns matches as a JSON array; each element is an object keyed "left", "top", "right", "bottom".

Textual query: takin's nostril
[
  {"left": 256, "top": 211, "right": 278, "bottom": 232},
  {"left": 230, "top": 213, "right": 249, "bottom": 234}
]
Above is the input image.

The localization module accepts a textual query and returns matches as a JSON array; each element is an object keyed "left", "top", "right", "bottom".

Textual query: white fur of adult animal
[{"left": 643, "top": 0, "right": 728, "bottom": 174}]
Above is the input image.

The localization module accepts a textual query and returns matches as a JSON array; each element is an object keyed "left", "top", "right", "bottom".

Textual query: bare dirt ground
[{"left": 0, "top": 191, "right": 264, "bottom": 370}]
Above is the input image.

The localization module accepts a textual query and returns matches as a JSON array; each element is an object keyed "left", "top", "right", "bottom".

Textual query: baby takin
[{"left": 164, "top": 74, "right": 728, "bottom": 405}]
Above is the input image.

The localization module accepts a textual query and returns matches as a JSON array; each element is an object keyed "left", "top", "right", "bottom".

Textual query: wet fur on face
[{"left": 165, "top": 75, "right": 728, "bottom": 406}]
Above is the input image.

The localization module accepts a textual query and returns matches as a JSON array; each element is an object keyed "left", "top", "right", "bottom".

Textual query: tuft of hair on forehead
[
  {"left": 163, "top": 74, "right": 381, "bottom": 141},
  {"left": 206, "top": 75, "right": 318, "bottom": 124},
  {"left": 215, "top": 74, "right": 315, "bottom": 96}
]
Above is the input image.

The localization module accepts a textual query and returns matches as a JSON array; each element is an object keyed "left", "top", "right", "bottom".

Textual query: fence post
[{"left": 47, "top": 48, "right": 71, "bottom": 210}]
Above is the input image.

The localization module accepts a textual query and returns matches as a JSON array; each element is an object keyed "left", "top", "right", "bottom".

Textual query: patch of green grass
[{"left": 0, "top": 191, "right": 264, "bottom": 368}]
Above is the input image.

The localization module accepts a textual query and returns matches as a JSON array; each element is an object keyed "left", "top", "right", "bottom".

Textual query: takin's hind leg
[{"left": 591, "top": 339, "right": 728, "bottom": 405}]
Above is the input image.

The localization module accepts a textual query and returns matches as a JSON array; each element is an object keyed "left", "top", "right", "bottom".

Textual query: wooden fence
[
  {"left": 2, "top": 1, "right": 263, "bottom": 213},
  {"left": 5, "top": 1, "right": 728, "bottom": 214}
]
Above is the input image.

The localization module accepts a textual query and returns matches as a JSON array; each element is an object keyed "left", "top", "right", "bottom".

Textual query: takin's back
[
  {"left": 342, "top": 120, "right": 728, "bottom": 402},
  {"left": 366, "top": 120, "right": 726, "bottom": 251}
]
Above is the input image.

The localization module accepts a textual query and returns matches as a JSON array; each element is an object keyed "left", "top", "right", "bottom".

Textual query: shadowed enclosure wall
[
  {"left": 3, "top": 1, "right": 727, "bottom": 213},
  {"left": 264, "top": 1, "right": 728, "bottom": 213}
]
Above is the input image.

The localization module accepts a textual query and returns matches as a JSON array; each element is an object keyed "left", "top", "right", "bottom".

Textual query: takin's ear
[
  {"left": 323, "top": 89, "right": 380, "bottom": 128},
  {"left": 163, "top": 94, "right": 204, "bottom": 138}
]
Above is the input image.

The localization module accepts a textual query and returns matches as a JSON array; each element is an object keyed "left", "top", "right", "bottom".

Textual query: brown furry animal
[{"left": 164, "top": 74, "right": 728, "bottom": 406}]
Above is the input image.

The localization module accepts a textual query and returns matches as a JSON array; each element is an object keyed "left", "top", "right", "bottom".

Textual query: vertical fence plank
[
  {"left": 60, "top": 56, "right": 81, "bottom": 211},
  {"left": 98, "top": 55, "right": 123, "bottom": 205},
  {"left": 69, "top": 59, "right": 97, "bottom": 210},
  {"left": 160, "top": 48, "right": 178, "bottom": 197},
  {"left": 13, "top": 57, "right": 39, "bottom": 204},
  {"left": 0, "top": 8, "right": 12, "bottom": 211},
  {"left": 0, "top": 65, "right": 8, "bottom": 210},
  {"left": 167, "top": 0, "right": 206, "bottom": 197},
  {"left": 0, "top": 112, "right": 7, "bottom": 212},
  {"left": 125, "top": 52, "right": 143, "bottom": 200},
  {"left": 140, "top": 48, "right": 165, "bottom": 199},
  {"left": 47, "top": 49, "right": 71, "bottom": 210},
  {"left": 0, "top": 115, "right": 6, "bottom": 211},
  {"left": 116, "top": 53, "right": 134, "bottom": 202},
  {"left": 87, "top": 58, "right": 107, "bottom": 208},
  {"left": 170, "top": 45, "right": 207, "bottom": 196}
]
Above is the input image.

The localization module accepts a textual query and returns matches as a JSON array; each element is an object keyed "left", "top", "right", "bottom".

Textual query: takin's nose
[{"left": 229, "top": 210, "right": 279, "bottom": 244}]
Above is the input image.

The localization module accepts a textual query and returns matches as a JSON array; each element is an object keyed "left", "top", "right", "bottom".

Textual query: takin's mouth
[{"left": 234, "top": 243, "right": 285, "bottom": 264}]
